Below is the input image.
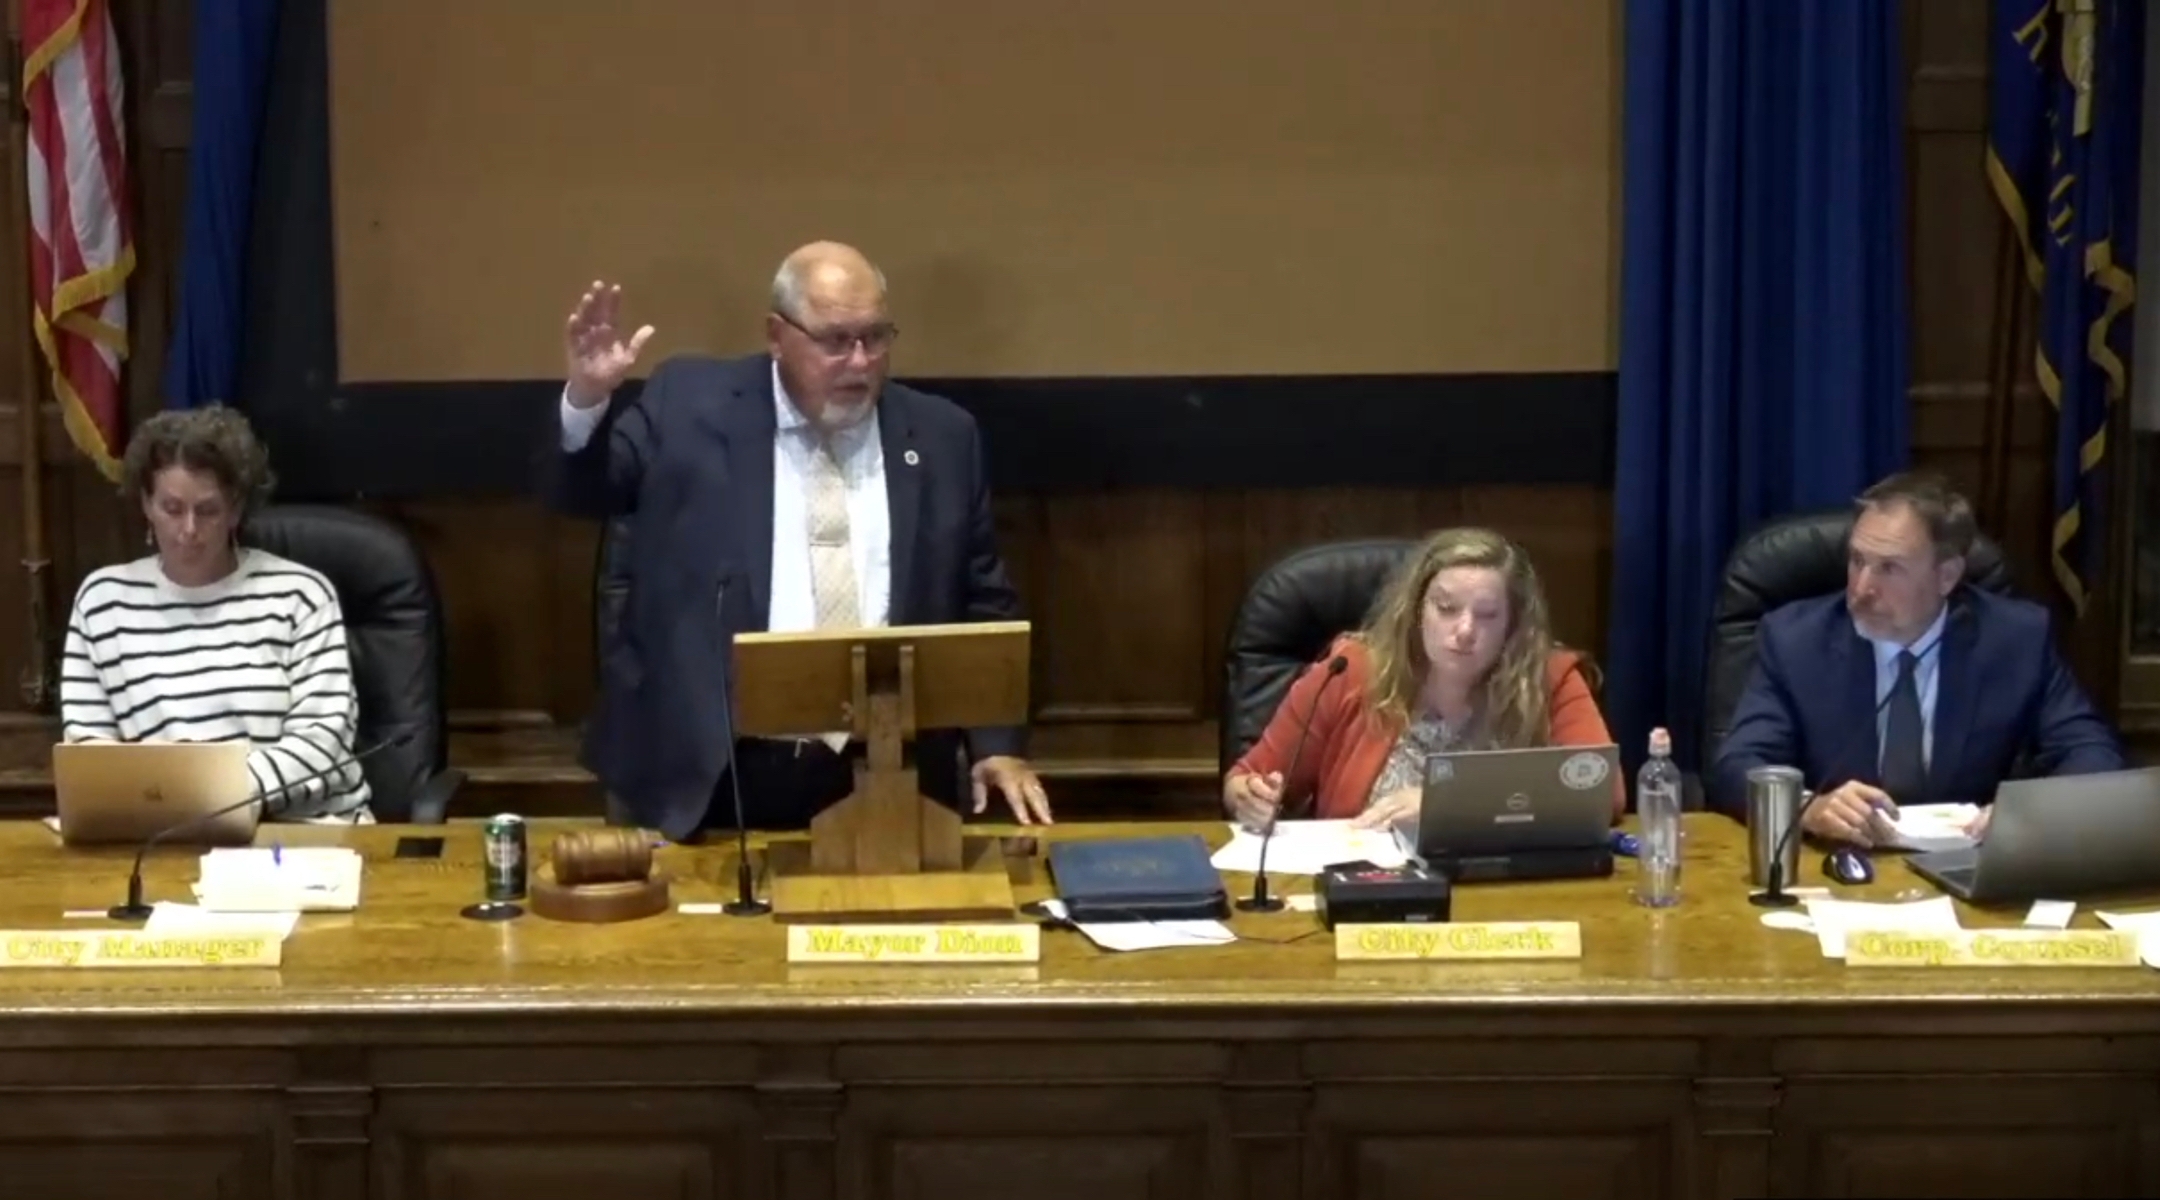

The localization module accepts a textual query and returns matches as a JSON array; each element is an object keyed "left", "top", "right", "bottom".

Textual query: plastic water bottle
[{"left": 1634, "top": 727, "right": 1682, "bottom": 907}]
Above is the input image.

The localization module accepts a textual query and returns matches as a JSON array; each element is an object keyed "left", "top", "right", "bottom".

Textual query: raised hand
[{"left": 563, "top": 281, "right": 655, "bottom": 408}]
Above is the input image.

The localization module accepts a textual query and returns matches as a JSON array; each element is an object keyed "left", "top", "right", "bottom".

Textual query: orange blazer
[{"left": 1229, "top": 636, "right": 1625, "bottom": 821}]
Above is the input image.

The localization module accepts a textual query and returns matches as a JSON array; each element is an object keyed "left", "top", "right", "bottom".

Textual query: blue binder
[{"left": 1046, "top": 834, "right": 1230, "bottom": 922}]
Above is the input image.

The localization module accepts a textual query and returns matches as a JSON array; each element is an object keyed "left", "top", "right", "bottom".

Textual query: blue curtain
[
  {"left": 1606, "top": 0, "right": 1913, "bottom": 778},
  {"left": 160, "top": 0, "right": 282, "bottom": 409}
]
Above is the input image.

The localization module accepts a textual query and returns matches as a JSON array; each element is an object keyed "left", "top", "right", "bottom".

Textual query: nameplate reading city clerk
[
  {"left": 1335, "top": 921, "right": 1583, "bottom": 961},
  {"left": 1841, "top": 928, "right": 2141, "bottom": 968},
  {"left": 786, "top": 924, "right": 1042, "bottom": 965},
  {"left": 0, "top": 931, "right": 283, "bottom": 969}
]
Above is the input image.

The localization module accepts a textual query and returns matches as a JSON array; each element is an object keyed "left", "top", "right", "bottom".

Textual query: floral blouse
[{"left": 1366, "top": 711, "right": 1495, "bottom": 810}]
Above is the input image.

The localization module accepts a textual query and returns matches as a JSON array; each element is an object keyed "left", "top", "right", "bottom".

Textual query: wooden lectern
[{"left": 730, "top": 620, "right": 1030, "bottom": 923}]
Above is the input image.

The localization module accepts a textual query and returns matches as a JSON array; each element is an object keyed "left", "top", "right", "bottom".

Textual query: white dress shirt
[
  {"left": 558, "top": 365, "right": 892, "bottom": 631},
  {"left": 1855, "top": 603, "right": 1947, "bottom": 773}
]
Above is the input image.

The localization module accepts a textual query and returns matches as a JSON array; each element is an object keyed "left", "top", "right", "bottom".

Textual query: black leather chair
[
  {"left": 241, "top": 505, "right": 463, "bottom": 823},
  {"left": 593, "top": 515, "right": 634, "bottom": 686},
  {"left": 1698, "top": 507, "right": 2016, "bottom": 766},
  {"left": 1220, "top": 538, "right": 1416, "bottom": 772},
  {"left": 592, "top": 516, "right": 638, "bottom": 824}
]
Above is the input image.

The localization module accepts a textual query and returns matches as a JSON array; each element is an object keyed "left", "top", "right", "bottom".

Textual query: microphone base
[
  {"left": 106, "top": 901, "right": 153, "bottom": 922},
  {"left": 722, "top": 897, "right": 772, "bottom": 917},
  {"left": 1235, "top": 895, "right": 1286, "bottom": 914},
  {"left": 459, "top": 901, "right": 524, "bottom": 922},
  {"left": 1747, "top": 889, "right": 1801, "bottom": 909}
]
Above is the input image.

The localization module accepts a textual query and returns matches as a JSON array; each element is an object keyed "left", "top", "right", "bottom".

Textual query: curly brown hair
[{"left": 119, "top": 405, "right": 276, "bottom": 517}]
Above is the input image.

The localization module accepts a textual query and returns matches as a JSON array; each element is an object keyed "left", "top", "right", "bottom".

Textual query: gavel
[
  {"left": 530, "top": 827, "right": 671, "bottom": 923},
  {"left": 549, "top": 828, "right": 654, "bottom": 886}
]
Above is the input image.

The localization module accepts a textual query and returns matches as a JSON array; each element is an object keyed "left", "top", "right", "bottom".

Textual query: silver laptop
[
  {"left": 50, "top": 740, "right": 259, "bottom": 846},
  {"left": 1397, "top": 743, "right": 1621, "bottom": 859},
  {"left": 1905, "top": 767, "right": 2160, "bottom": 904}
]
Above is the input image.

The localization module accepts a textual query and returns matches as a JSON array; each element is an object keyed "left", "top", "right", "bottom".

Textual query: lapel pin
[{"left": 904, "top": 449, "right": 920, "bottom": 467}]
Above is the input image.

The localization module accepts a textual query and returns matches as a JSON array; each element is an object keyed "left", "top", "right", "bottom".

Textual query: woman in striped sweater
[{"left": 59, "top": 406, "right": 372, "bottom": 822}]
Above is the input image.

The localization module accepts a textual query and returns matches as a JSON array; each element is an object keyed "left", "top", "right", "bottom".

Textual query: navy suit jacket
[
  {"left": 1708, "top": 588, "right": 2123, "bottom": 820},
  {"left": 541, "top": 352, "right": 1026, "bottom": 839}
]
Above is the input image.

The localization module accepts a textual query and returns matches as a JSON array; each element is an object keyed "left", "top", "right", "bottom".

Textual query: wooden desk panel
[{"left": 0, "top": 816, "right": 2153, "bottom": 1200}]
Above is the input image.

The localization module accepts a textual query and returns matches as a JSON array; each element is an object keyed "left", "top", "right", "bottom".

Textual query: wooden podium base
[{"left": 765, "top": 835, "right": 1015, "bottom": 924}]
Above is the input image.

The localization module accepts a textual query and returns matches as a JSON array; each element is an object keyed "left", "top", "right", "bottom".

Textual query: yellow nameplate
[
  {"left": 0, "top": 930, "right": 282, "bottom": 969},
  {"left": 1334, "top": 921, "right": 1583, "bottom": 961},
  {"left": 1844, "top": 928, "right": 2141, "bottom": 968},
  {"left": 785, "top": 923, "right": 1041, "bottom": 964}
]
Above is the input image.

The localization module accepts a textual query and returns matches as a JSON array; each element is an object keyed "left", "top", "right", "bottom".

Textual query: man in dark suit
[
  {"left": 1710, "top": 471, "right": 2123, "bottom": 843},
  {"left": 541, "top": 241, "right": 1052, "bottom": 842}
]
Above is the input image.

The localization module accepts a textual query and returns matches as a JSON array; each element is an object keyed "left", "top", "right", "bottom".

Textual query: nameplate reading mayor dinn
[
  {"left": 786, "top": 924, "right": 1042, "bottom": 964},
  {"left": 1335, "top": 921, "right": 1582, "bottom": 961},
  {"left": 0, "top": 930, "right": 282, "bottom": 969},
  {"left": 1843, "top": 928, "right": 2141, "bottom": 968}
]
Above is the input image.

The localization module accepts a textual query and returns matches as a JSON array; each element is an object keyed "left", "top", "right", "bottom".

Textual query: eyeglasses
[{"left": 774, "top": 310, "right": 899, "bottom": 359}]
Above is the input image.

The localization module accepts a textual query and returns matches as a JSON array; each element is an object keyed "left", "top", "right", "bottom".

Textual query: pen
[{"left": 271, "top": 841, "right": 282, "bottom": 867}]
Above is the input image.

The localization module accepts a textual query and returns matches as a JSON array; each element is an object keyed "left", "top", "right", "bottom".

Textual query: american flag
[{"left": 24, "top": 0, "right": 134, "bottom": 480}]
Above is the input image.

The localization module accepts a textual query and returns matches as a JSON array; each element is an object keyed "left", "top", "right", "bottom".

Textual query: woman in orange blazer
[{"left": 1225, "top": 527, "right": 1623, "bottom": 830}]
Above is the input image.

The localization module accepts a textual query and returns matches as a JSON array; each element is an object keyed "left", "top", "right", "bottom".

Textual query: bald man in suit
[{"left": 541, "top": 242, "right": 1052, "bottom": 842}]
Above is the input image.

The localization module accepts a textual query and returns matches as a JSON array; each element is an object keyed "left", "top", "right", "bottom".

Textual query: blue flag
[
  {"left": 1987, "top": 0, "right": 2144, "bottom": 614},
  {"left": 160, "top": 0, "right": 281, "bottom": 410}
]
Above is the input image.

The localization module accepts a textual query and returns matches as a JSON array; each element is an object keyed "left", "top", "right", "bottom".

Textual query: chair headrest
[
  {"left": 1713, "top": 508, "right": 2014, "bottom": 627},
  {"left": 1226, "top": 538, "right": 1418, "bottom": 664},
  {"left": 1220, "top": 538, "right": 1416, "bottom": 769}
]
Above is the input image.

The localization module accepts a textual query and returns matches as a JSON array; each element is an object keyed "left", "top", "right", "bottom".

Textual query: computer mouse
[{"left": 1823, "top": 847, "right": 1876, "bottom": 887}]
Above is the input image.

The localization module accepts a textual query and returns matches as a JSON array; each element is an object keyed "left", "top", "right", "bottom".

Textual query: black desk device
[{"left": 1316, "top": 860, "right": 1453, "bottom": 930}]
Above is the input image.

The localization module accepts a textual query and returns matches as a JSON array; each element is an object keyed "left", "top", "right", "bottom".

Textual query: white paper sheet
[
  {"left": 1040, "top": 899, "right": 1235, "bottom": 952},
  {"left": 1209, "top": 820, "right": 1408, "bottom": 877},
  {"left": 2024, "top": 900, "right": 2076, "bottom": 930},
  {"left": 1880, "top": 803, "right": 1980, "bottom": 853},
  {"left": 193, "top": 846, "right": 363, "bottom": 912},
  {"left": 1804, "top": 895, "right": 1963, "bottom": 958},
  {"left": 2093, "top": 910, "right": 2160, "bottom": 968},
  {"left": 143, "top": 901, "right": 299, "bottom": 940}
]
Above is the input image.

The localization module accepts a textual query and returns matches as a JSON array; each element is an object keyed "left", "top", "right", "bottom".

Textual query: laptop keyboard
[
  {"left": 1917, "top": 846, "right": 1979, "bottom": 889},
  {"left": 1924, "top": 847, "right": 1980, "bottom": 872}
]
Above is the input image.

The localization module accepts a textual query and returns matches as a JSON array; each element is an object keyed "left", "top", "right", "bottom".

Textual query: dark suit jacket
[
  {"left": 541, "top": 352, "right": 1026, "bottom": 839},
  {"left": 1707, "top": 587, "right": 2124, "bottom": 820}
]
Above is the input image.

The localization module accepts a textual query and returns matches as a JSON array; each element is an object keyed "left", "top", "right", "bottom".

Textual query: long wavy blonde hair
[{"left": 1353, "top": 527, "right": 1581, "bottom": 747}]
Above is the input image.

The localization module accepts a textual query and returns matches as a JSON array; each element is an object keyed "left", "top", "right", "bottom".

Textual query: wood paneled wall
[{"left": 0, "top": 0, "right": 2099, "bottom": 816}]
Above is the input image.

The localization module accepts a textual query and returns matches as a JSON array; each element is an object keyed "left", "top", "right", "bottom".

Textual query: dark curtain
[
  {"left": 160, "top": 0, "right": 282, "bottom": 410},
  {"left": 1606, "top": 0, "right": 1913, "bottom": 779}
]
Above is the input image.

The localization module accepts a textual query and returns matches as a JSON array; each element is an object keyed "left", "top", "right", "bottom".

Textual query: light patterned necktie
[
  {"left": 805, "top": 433, "right": 860, "bottom": 630},
  {"left": 805, "top": 434, "right": 857, "bottom": 750}
]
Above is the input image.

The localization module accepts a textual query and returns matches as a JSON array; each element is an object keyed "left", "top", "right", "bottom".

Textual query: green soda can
[{"left": 483, "top": 814, "right": 528, "bottom": 901}]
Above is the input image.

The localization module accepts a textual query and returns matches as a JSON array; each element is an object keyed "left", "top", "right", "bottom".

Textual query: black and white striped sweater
[{"left": 59, "top": 549, "right": 372, "bottom": 821}]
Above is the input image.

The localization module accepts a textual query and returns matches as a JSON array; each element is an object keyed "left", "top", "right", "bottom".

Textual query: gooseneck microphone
[
  {"left": 1748, "top": 617, "right": 1951, "bottom": 909},
  {"left": 1238, "top": 654, "right": 1350, "bottom": 914},
  {"left": 108, "top": 729, "right": 414, "bottom": 922},
  {"left": 716, "top": 583, "right": 770, "bottom": 917}
]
